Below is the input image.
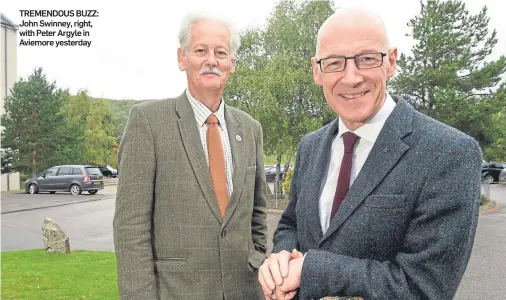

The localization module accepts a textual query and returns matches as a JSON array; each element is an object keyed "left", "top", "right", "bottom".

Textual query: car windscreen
[{"left": 85, "top": 167, "right": 103, "bottom": 176}]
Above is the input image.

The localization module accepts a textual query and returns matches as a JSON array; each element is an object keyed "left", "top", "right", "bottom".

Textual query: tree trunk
[
  {"left": 275, "top": 152, "right": 283, "bottom": 199},
  {"left": 32, "top": 150, "right": 37, "bottom": 177}
]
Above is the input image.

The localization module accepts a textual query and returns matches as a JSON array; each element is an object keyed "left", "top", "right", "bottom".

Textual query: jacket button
[{"left": 221, "top": 230, "right": 227, "bottom": 238}]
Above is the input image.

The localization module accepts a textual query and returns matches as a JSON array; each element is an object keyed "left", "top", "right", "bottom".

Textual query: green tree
[
  {"left": 61, "top": 90, "right": 117, "bottom": 166},
  {"left": 390, "top": 0, "right": 506, "bottom": 150},
  {"left": 1, "top": 67, "right": 70, "bottom": 176},
  {"left": 482, "top": 85, "right": 506, "bottom": 161},
  {"left": 224, "top": 0, "right": 336, "bottom": 192}
]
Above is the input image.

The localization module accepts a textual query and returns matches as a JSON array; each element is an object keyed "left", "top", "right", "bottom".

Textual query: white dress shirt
[
  {"left": 319, "top": 93, "right": 396, "bottom": 234},
  {"left": 186, "top": 89, "right": 234, "bottom": 198}
]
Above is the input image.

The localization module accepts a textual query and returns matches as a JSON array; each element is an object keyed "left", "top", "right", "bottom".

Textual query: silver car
[{"left": 25, "top": 165, "right": 104, "bottom": 195}]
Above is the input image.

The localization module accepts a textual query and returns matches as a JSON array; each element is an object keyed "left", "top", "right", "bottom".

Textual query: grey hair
[{"left": 178, "top": 12, "right": 241, "bottom": 58}]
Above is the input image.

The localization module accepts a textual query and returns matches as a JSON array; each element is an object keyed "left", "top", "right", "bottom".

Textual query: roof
[{"left": 0, "top": 13, "right": 19, "bottom": 30}]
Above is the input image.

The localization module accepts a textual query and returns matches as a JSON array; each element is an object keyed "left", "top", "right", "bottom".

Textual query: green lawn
[{"left": 1, "top": 249, "right": 118, "bottom": 300}]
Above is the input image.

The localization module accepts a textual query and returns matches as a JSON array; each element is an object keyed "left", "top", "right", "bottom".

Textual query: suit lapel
[
  {"left": 176, "top": 93, "right": 223, "bottom": 223},
  {"left": 320, "top": 98, "right": 414, "bottom": 244},
  {"left": 306, "top": 119, "right": 341, "bottom": 243},
  {"left": 222, "top": 106, "right": 246, "bottom": 227}
]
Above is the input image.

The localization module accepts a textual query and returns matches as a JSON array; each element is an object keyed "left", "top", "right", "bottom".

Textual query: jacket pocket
[
  {"left": 154, "top": 258, "right": 188, "bottom": 272},
  {"left": 248, "top": 248, "right": 266, "bottom": 269},
  {"left": 363, "top": 195, "right": 407, "bottom": 209}
]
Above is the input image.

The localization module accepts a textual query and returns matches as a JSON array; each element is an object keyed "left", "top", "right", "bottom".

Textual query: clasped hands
[{"left": 258, "top": 249, "right": 304, "bottom": 300}]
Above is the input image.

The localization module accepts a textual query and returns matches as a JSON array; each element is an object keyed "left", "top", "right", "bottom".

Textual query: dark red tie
[{"left": 330, "top": 131, "right": 360, "bottom": 219}]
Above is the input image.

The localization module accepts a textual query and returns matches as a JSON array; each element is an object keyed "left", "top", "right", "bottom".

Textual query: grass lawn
[{"left": 1, "top": 249, "right": 118, "bottom": 300}]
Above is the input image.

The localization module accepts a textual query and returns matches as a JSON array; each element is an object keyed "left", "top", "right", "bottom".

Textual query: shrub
[
  {"left": 282, "top": 169, "right": 293, "bottom": 196},
  {"left": 480, "top": 195, "right": 491, "bottom": 206}
]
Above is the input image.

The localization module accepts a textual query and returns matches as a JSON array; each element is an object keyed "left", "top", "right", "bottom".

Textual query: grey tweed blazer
[
  {"left": 113, "top": 92, "right": 268, "bottom": 300},
  {"left": 273, "top": 95, "right": 482, "bottom": 300}
]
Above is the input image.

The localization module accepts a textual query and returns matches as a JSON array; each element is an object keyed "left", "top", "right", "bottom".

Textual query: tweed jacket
[
  {"left": 113, "top": 91, "right": 268, "bottom": 300},
  {"left": 273, "top": 95, "right": 482, "bottom": 299}
]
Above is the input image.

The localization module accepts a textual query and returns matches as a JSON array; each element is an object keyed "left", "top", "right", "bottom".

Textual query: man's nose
[
  {"left": 205, "top": 52, "right": 218, "bottom": 66},
  {"left": 340, "top": 59, "right": 364, "bottom": 87}
]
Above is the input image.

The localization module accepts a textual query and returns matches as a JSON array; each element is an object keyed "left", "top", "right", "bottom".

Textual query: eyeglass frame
[{"left": 315, "top": 52, "right": 387, "bottom": 73}]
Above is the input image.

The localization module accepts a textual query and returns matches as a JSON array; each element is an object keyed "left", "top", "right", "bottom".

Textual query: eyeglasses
[{"left": 316, "top": 52, "right": 387, "bottom": 73}]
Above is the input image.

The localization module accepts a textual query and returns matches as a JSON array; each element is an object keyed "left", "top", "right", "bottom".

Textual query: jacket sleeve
[
  {"left": 250, "top": 122, "right": 268, "bottom": 267},
  {"left": 299, "top": 136, "right": 482, "bottom": 300},
  {"left": 113, "top": 104, "right": 159, "bottom": 300},
  {"left": 272, "top": 139, "right": 305, "bottom": 254}
]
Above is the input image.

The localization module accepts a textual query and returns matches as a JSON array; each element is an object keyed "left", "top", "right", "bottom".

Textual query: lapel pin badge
[{"left": 236, "top": 135, "right": 242, "bottom": 142}]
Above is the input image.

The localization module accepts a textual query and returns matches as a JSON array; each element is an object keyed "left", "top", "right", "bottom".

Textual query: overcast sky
[{"left": 2, "top": 0, "right": 505, "bottom": 100}]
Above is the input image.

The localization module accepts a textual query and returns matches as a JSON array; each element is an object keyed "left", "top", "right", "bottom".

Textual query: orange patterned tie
[{"left": 206, "top": 114, "right": 229, "bottom": 218}]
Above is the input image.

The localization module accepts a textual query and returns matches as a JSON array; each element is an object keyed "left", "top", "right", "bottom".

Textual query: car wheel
[
  {"left": 484, "top": 174, "right": 495, "bottom": 184},
  {"left": 88, "top": 190, "right": 98, "bottom": 195},
  {"left": 28, "top": 184, "right": 39, "bottom": 194},
  {"left": 70, "top": 184, "right": 82, "bottom": 195}
]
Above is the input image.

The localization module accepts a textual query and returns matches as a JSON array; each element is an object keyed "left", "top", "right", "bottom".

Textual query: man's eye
[
  {"left": 328, "top": 60, "right": 343, "bottom": 66},
  {"left": 195, "top": 49, "right": 205, "bottom": 54}
]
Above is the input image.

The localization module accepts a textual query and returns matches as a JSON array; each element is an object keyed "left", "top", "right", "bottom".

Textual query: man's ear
[
  {"left": 311, "top": 57, "right": 322, "bottom": 86},
  {"left": 386, "top": 47, "right": 398, "bottom": 78},
  {"left": 178, "top": 48, "right": 186, "bottom": 71}
]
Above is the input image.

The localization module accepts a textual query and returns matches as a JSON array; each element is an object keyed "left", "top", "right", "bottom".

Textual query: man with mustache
[
  {"left": 113, "top": 12, "right": 268, "bottom": 300},
  {"left": 258, "top": 7, "right": 482, "bottom": 300}
]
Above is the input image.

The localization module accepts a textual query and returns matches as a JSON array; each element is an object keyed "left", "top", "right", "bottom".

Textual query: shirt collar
[
  {"left": 186, "top": 89, "right": 226, "bottom": 128},
  {"left": 337, "top": 92, "right": 396, "bottom": 143}
]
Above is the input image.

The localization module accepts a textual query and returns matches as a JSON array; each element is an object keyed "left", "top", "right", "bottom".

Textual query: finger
[
  {"left": 268, "top": 256, "right": 284, "bottom": 285},
  {"left": 291, "top": 248, "right": 303, "bottom": 259},
  {"left": 285, "top": 290, "right": 297, "bottom": 299},
  {"left": 278, "top": 251, "right": 291, "bottom": 278},
  {"left": 258, "top": 269, "right": 273, "bottom": 296},
  {"left": 260, "top": 262, "right": 277, "bottom": 291}
]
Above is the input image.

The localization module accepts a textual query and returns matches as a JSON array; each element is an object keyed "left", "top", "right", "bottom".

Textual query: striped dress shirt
[{"left": 186, "top": 89, "right": 234, "bottom": 198}]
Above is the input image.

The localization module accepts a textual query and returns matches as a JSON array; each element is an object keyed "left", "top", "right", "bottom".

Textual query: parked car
[
  {"left": 481, "top": 162, "right": 506, "bottom": 184},
  {"left": 98, "top": 165, "right": 118, "bottom": 178},
  {"left": 499, "top": 168, "right": 506, "bottom": 184},
  {"left": 264, "top": 165, "right": 290, "bottom": 182},
  {"left": 25, "top": 165, "right": 104, "bottom": 195}
]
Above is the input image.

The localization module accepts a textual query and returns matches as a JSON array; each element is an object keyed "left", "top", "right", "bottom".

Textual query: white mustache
[{"left": 200, "top": 67, "right": 223, "bottom": 76}]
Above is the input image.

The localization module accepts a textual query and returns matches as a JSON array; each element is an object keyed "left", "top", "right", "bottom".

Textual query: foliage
[
  {"left": 224, "top": 0, "right": 336, "bottom": 167},
  {"left": 1, "top": 149, "right": 13, "bottom": 174},
  {"left": 390, "top": 0, "right": 506, "bottom": 156},
  {"left": 282, "top": 169, "right": 293, "bottom": 196},
  {"left": 480, "top": 195, "right": 491, "bottom": 206},
  {"left": 1, "top": 67, "right": 70, "bottom": 176},
  {"left": 1, "top": 249, "right": 118, "bottom": 300},
  {"left": 61, "top": 90, "right": 118, "bottom": 167}
]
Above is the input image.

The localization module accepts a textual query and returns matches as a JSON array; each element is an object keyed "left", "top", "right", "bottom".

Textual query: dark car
[
  {"left": 264, "top": 165, "right": 289, "bottom": 182},
  {"left": 98, "top": 165, "right": 118, "bottom": 178},
  {"left": 25, "top": 165, "right": 104, "bottom": 195},
  {"left": 481, "top": 162, "right": 506, "bottom": 184}
]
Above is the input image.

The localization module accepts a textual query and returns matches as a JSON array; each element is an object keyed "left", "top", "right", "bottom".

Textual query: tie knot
[
  {"left": 206, "top": 114, "right": 219, "bottom": 125},
  {"left": 342, "top": 131, "right": 360, "bottom": 153}
]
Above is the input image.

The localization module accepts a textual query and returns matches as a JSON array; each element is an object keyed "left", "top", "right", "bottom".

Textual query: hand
[
  {"left": 274, "top": 254, "right": 303, "bottom": 300},
  {"left": 258, "top": 249, "right": 303, "bottom": 299}
]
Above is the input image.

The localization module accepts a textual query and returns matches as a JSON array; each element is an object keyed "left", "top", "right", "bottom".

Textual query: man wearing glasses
[{"left": 258, "top": 7, "right": 482, "bottom": 300}]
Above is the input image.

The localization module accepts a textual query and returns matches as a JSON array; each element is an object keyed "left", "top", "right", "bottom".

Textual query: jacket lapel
[
  {"left": 221, "top": 106, "right": 246, "bottom": 227},
  {"left": 176, "top": 93, "right": 223, "bottom": 223},
  {"left": 320, "top": 98, "right": 414, "bottom": 244},
  {"left": 306, "top": 119, "right": 341, "bottom": 243}
]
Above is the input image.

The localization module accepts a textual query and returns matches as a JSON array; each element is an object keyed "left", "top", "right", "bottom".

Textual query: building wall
[
  {"left": 1, "top": 172, "right": 21, "bottom": 191},
  {"left": 1, "top": 24, "right": 18, "bottom": 116}
]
